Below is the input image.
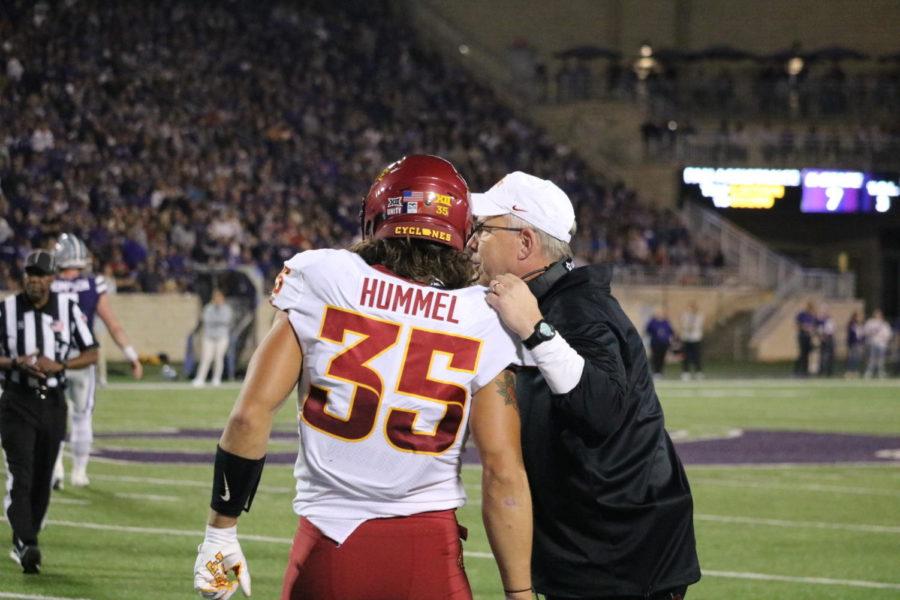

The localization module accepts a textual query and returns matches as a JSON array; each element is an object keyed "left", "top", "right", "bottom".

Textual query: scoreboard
[{"left": 681, "top": 167, "right": 899, "bottom": 214}]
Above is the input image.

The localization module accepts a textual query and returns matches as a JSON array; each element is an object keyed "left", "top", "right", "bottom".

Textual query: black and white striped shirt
[{"left": 1, "top": 291, "right": 97, "bottom": 390}]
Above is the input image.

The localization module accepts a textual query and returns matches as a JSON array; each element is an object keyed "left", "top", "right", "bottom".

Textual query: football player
[
  {"left": 193, "top": 155, "right": 533, "bottom": 600},
  {"left": 51, "top": 233, "right": 143, "bottom": 487}
]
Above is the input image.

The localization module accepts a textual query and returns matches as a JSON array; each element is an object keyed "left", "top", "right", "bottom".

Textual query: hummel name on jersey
[{"left": 359, "top": 277, "right": 459, "bottom": 323}]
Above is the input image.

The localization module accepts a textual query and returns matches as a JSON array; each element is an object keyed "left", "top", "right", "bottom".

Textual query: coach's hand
[
  {"left": 486, "top": 273, "right": 543, "bottom": 339},
  {"left": 194, "top": 525, "right": 251, "bottom": 599}
]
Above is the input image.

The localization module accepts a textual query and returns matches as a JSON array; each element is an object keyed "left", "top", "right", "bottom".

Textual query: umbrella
[
  {"left": 691, "top": 45, "right": 758, "bottom": 61},
  {"left": 553, "top": 45, "right": 621, "bottom": 61},
  {"left": 803, "top": 46, "right": 869, "bottom": 61}
]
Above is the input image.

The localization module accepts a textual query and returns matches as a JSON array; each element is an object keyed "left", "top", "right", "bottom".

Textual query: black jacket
[{"left": 520, "top": 261, "right": 700, "bottom": 598}]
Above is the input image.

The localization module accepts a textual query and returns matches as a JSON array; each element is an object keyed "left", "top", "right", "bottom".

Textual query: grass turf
[{"left": 1, "top": 376, "right": 898, "bottom": 599}]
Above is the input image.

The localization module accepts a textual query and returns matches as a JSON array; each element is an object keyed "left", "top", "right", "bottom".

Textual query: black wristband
[{"left": 210, "top": 445, "right": 266, "bottom": 517}]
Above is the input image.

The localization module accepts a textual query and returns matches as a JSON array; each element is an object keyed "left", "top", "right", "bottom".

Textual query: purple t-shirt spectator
[
  {"left": 646, "top": 318, "right": 675, "bottom": 346},
  {"left": 796, "top": 310, "right": 816, "bottom": 332}
]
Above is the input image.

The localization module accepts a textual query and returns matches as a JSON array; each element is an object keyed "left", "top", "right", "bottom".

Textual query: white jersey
[{"left": 270, "top": 249, "right": 519, "bottom": 543}]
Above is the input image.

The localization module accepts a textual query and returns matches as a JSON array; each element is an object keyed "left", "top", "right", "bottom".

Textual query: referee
[{"left": 0, "top": 250, "right": 97, "bottom": 574}]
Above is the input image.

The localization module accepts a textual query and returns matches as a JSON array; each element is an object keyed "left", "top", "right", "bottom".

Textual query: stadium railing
[{"left": 681, "top": 201, "right": 855, "bottom": 337}]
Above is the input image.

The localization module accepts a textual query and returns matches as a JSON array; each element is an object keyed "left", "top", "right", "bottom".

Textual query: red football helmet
[{"left": 361, "top": 155, "right": 472, "bottom": 251}]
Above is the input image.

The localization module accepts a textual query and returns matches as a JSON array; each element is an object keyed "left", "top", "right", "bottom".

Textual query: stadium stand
[{"left": 0, "top": 0, "right": 720, "bottom": 295}]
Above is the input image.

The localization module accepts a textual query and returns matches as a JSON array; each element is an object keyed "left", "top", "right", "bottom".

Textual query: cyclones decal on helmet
[{"left": 361, "top": 155, "right": 472, "bottom": 251}]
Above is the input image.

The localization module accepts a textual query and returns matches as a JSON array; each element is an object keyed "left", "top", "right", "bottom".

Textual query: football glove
[{"left": 194, "top": 525, "right": 251, "bottom": 599}]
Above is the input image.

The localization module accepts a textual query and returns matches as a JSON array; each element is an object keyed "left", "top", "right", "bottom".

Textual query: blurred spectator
[
  {"left": 794, "top": 302, "right": 817, "bottom": 377},
  {"left": 192, "top": 289, "right": 233, "bottom": 387},
  {"left": 863, "top": 309, "right": 892, "bottom": 379},
  {"left": 679, "top": 301, "right": 704, "bottom": 380},
  {"left": 645, "top": 308, "right": 675, "bottom": 378},
  {"left": 844, "top": 311, "right": 864, "bottom": 378},
  {"left": 817, "top": 307, "right": 836, "bottom": 377},
  {"left": 891, "top": 317, "right": 900, "bottom": 376}
]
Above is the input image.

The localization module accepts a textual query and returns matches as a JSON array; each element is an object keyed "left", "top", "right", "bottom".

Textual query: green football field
[{"left": 1, "top": 377, "right": 898, "bottom": 599}]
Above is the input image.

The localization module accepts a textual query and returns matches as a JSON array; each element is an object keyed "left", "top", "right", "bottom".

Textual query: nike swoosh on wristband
[
  {"left": 221, "top": 475, "right": 231, "bottom": 502},
  {"left": 511, "top": 204, "right": 527, "bottom": 212}
]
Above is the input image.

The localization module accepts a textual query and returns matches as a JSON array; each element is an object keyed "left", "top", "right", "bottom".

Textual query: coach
[
  {"left": 470, "top": 173, "right": 700, "bottom": 599},
  {"left": 0, "top": 250, "right": 97, "bottom": 574}
]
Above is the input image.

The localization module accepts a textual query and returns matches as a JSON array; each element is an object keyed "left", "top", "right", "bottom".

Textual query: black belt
[{"left": 1, "top": 381, "right": 63, "bottom": 397}]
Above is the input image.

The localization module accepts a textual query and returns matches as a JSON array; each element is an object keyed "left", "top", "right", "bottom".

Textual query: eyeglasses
[{"left": 470, "top": 223, "right": 524, "bottom": 239}]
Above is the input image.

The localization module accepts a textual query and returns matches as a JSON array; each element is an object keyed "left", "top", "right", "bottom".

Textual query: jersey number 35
[{"left": 303, "top": 306, "right": 481, "bottom": 455}]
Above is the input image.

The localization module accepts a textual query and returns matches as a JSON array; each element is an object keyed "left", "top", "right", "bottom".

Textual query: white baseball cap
[{"left": 471, "top": 171, "right": 575, "bottom": 242}]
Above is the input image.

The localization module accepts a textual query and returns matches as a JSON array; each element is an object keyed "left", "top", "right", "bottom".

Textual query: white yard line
[
  {"left": 15, "top": 518, "right": 294, "bottom": 545},
  {"left": 0, "top": 594, "right": 94, "bottom": 600},
  {"left": 52, "top": 497, "right": 91, "bottom": 506},
  {"left": 113, "top": 492, "right": 179, "bottom": 502},
  {"left": 668, "top": 428, "right": 743, "bottom": 441},
  {"left": 3, "top": 517, "right": 898, "bottom": 591},
  {"left": 1, "top": 472, "right": 293, "bottom": 496},
  {"left": 690, "top": 477, "right": 900, "bottom": 497},
  {"left": 660, "top": 390, "right": 802, "bottom": 398},
  {"left": 701, "top": 570, "right": 900, "bottom": 590},
  {"left": 103, "top": 382, "right": 242, "bottom": 391},
  {"left": 695, "top": 513, "right": 900, "bottom": 534},
  {"left": 688, "top": 461, "right": 900, "bottom": 470},
  {"left": 458, "top": 497, "right": 900, "bottom": 535},
  {"left": 463, "top": 483, "right": 900, "bottom": 533},
  {"left": 656, "top": 379, "right": 900, "bottom": 388},
  {"left": 86, "top": 473, "right": 207, "bottom": 487},
  {"left": 78, "top": 473, "right": 294, "bottom": 494}
]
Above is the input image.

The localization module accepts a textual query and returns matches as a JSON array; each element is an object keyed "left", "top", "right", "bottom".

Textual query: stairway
[{"left": 703, "top": 309, "right": 753, "bottom": 362}]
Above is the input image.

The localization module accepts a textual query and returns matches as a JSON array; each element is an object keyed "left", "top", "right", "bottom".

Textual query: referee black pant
[{"left": 0, "top": 387, "right": 66, "bottom": 547}]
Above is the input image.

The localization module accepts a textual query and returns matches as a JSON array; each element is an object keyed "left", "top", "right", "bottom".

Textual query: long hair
[{"left": 350, "top": 238, "right": 477, "bottom": 290}]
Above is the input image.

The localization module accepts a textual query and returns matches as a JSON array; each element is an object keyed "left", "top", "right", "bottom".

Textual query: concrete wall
[
  {"left": 1, "top": 284, "right": 762, "bottom": 363},
  {"left": 94, "top": 294, "right": 200, "bottom": 361},
  {"left": 614, "top": 284, "right": 768, "bottom": 337},
  {"left": 14, "top": 285, "right": 845, "bottom": 364},
  {"left": 750, "top": 296, "right": 865, "bottom": 362}
]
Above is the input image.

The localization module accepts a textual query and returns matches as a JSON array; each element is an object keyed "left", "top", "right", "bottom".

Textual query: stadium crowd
[{"left": 0, "top": 0, "right": 720, "bottom": 294}]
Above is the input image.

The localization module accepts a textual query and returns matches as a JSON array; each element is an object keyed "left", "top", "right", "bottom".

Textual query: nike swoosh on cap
[{"left": 511, "top": 204, "right": 527, "bottom": 212}]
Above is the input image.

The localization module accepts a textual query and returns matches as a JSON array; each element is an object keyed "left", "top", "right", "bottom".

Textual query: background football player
[{"left": 51, "top": 233, "right": 143, "bottom": 488}]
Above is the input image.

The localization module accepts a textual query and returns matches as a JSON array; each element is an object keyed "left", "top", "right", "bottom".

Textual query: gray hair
[{"left": 506, "top": 214, "right": 575, "bottom": 262}]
